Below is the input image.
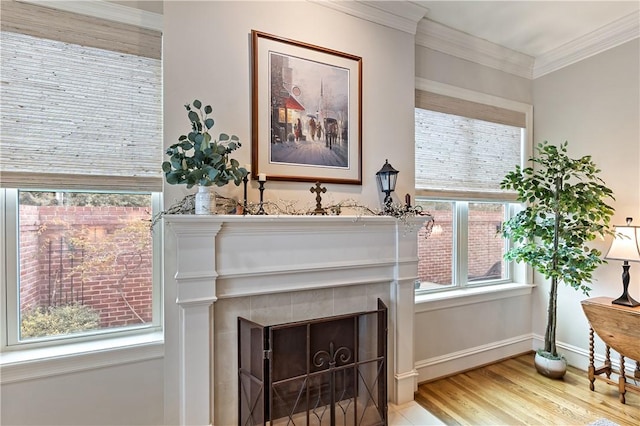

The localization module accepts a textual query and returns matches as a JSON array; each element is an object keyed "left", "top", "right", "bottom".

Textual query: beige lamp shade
[{"left": 605, "top": 226, "right": 640, "bottom": 262}]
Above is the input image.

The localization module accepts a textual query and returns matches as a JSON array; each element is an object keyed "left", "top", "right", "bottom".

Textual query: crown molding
[
  {"left": 17, "top": 0, "right": 163, "bottom": 32},
  {"left": 415, "top": 18, "right": 535, "bottom": 80},
  {"left": 533, "top": 11, "right": 640, "bottom": 79},
  {"left": 309, "top": 0, "right": 429, "bottom": 35},
  {"left": 416, "top": 10, "right": 639, "bottom": 80}
]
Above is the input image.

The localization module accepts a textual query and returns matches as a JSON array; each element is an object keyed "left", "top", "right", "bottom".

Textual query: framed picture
[{"left": 251, "top": 30, "right": 362, "bottom": 185}]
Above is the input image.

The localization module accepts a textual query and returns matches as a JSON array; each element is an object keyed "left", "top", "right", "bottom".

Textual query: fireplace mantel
[{"left": 163, "top": 215, "right": 428, "bottom": 425}]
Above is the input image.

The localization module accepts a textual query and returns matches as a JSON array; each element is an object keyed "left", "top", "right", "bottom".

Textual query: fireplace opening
[{"left": 238, "top": 299, "right": 388, "bottom": 426}]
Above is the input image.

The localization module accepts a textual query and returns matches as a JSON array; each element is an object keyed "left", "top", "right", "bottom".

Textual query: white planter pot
[
  {"left": 534, "top": 352, "right": 567, "bottom": 379},
  {"left": 195, "top": 185, "right": 214, "bottom": 215}
]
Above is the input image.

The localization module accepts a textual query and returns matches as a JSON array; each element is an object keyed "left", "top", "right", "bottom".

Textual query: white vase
[
  {"left": 534, "top": 351, "right": 567, "bottom": 379},
  {"left": 195, "top": 185, "right": 214, "bottom": 215}
]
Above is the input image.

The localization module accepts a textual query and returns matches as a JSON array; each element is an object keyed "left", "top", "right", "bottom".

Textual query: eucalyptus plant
[
  {"left": 162, "top": 100, "right": 247, "bottom": 188},
  {"left": 501, "top": 141, "right": 615, "bottom": 358}
]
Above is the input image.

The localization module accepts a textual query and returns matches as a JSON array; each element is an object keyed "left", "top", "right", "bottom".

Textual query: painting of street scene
[{"left": 269, "top": 52, "right": 349, "bottom": 169}]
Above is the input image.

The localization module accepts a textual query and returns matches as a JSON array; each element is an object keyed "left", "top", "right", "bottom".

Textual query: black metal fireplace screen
[{"left": 238, "top": 299, "right": 388, "bottom": 426}]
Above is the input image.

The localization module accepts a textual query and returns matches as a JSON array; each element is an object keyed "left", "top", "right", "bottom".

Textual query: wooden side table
[{"left": 581, "top": 297, "right": 640, "bottom": 404}]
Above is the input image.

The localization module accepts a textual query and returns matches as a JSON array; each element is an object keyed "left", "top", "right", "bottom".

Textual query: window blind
[
  {"left": 415, "top": 91, "right": 523, "bottom": 200},
  {"left": 0, "top": 0, "right": 161, "bottom": 59},
  {"left": 415, "top": 90, "right": 526, "bottom": 128},
  {"left": 0, "top": 1, "right": 162, "bottom": 191}
]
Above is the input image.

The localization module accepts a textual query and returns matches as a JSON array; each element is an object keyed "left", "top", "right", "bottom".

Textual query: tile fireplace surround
[{"left": 163, "top": 215, "right": 429, "bottom": 425}]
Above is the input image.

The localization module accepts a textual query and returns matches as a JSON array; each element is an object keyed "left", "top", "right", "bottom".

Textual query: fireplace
[
  {"left": 163, "top": 215, "right": 427, "bottom": 426},
  {"left": 239, "top": 300, "right": 388, "bottom": 425}
]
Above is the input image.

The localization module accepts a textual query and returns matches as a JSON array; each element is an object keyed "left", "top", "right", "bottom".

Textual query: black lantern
[{"left": 376, "top": 159, "right": 399, "bottom": 206}]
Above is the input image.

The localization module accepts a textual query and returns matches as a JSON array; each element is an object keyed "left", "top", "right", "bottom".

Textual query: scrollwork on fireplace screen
[
  {"left": 238, "top": 299, "right": 388, "bottom": 426},
  {"left": 314, "top": 342, "right": 353, "bottom": 368}
]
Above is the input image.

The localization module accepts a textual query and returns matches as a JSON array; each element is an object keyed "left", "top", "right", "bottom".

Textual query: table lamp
[{"left": 604, "top": 217, "right": 640, "bottom": 307}]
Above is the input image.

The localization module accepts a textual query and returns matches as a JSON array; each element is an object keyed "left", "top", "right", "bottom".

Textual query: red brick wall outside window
[
  {"left": 417, "top": 208, "right": 505, "bottom": 285},
  {"left": 19, "top": 205, "right": 152, "bottom": 331}
]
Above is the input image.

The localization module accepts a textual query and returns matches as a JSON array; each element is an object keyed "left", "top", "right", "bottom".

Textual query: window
[
  {"left": 416, "top": 199, "right": 511, "bottom": 291},
  {"left": 4, "top": 190, "right": 162, "bottom": 345},
  {"left": 414, "top": 81, "right": 532, "bottom": 293},
  {"left": 0, "top": 1, "right": 162, "bottom": 349}
]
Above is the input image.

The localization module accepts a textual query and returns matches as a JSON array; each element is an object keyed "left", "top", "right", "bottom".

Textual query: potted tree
[
  {"left": 501, "top": 141, "right": 615, "bottom": 378},
  {"left": 162, "top": 100, "right": 247, "bottom": 214}
]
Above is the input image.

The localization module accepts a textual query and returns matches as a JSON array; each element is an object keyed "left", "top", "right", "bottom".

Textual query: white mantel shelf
[{"left": 163, "top": 214, "right": 429, "bottom": 426}]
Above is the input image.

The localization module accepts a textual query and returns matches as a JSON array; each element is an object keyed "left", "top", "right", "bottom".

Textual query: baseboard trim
[
  {"left": 417, "top": 334, "right": 638, "bottom": 385},
  {"left": 415, "top": 334, "right": 534, "bottom": 383},
  {"left": 416, "top": 334, "right": 533, "bottom": 383},
  {"left": 394, "top": 369, "right": 419, "bottom": 404}
]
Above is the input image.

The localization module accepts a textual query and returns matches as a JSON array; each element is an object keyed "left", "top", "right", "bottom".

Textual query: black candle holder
[
  {"left": 404, "top": 193, "right": 411, "bottom": 212},
  {"left": 257, "top": 181, "right": 267, "bottom": 215},
  {"left": 242, "top": 174, "right": 249, "bottom": 215}
]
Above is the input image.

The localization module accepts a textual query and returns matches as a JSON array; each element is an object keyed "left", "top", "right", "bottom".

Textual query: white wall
[
  {"left": 414, "top": 292, "right": 533, "bottom": 382},
  {"left": 532, "top": 39, "right": 640, "bottom": 369},
  {"left": 0, "top": 359, "right": 164, "bottom": 426}
]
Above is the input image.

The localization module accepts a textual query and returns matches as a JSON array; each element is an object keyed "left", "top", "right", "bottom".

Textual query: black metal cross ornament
[{"left": 310, "top": 182, "right": 327, "bottom": 215}]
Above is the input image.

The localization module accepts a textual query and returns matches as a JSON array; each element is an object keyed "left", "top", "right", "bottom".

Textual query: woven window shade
[
  {"left": 0, "top": 1, "right": 162, "bottom": 191},
  {"left": 415, "top": 90, "right": 526, "bottom": 128},
  {"left": 415, "top": 91, "right": 523, "bottom": 200},
  {"left": 0, "top": 0, "right": 161, "bottom": 59}
]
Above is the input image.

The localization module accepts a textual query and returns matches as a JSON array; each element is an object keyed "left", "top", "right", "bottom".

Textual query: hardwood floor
[{"left": 415, "top": 353, "right": 640, "bottom": 425}]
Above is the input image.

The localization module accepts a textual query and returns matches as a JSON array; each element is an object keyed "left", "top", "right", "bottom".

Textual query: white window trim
[
  {"left": 415, "top": 199, "right": 519, "bottom": 293},
  {"left": 0, "top": 331, "right": 163, "bottom": 384},
  {"left": 414, "top": 78, "right": 534, "bottom": 295},
  {"left": 415, "top": 282, "right": 535, "bottom": 313}
]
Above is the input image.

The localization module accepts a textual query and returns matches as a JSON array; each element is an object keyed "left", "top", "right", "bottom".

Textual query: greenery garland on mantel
[
  {"left": 156, "top": 99, "right": 433, "bottom": 235},
  {"left": 151, "top": 192, "right": 434, "bottom": 238}
]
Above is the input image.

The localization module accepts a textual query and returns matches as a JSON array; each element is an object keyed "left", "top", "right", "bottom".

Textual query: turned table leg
[
  {"left": 619, "top": 355, "right": 626, "bottom": 404},
  {"left": 588, "top": 327, "right": 596, "bottom": 391},
  {"left": 605, "top": 345, "right": 611, "bottom": 379}
]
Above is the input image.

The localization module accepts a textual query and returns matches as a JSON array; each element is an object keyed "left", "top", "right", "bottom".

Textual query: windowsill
[
  {"left": 415, "top": 282, "right": 535, "bottom": 313},
  {"left": 0, "top": 331, "right": 164, "bottom": 384}
]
